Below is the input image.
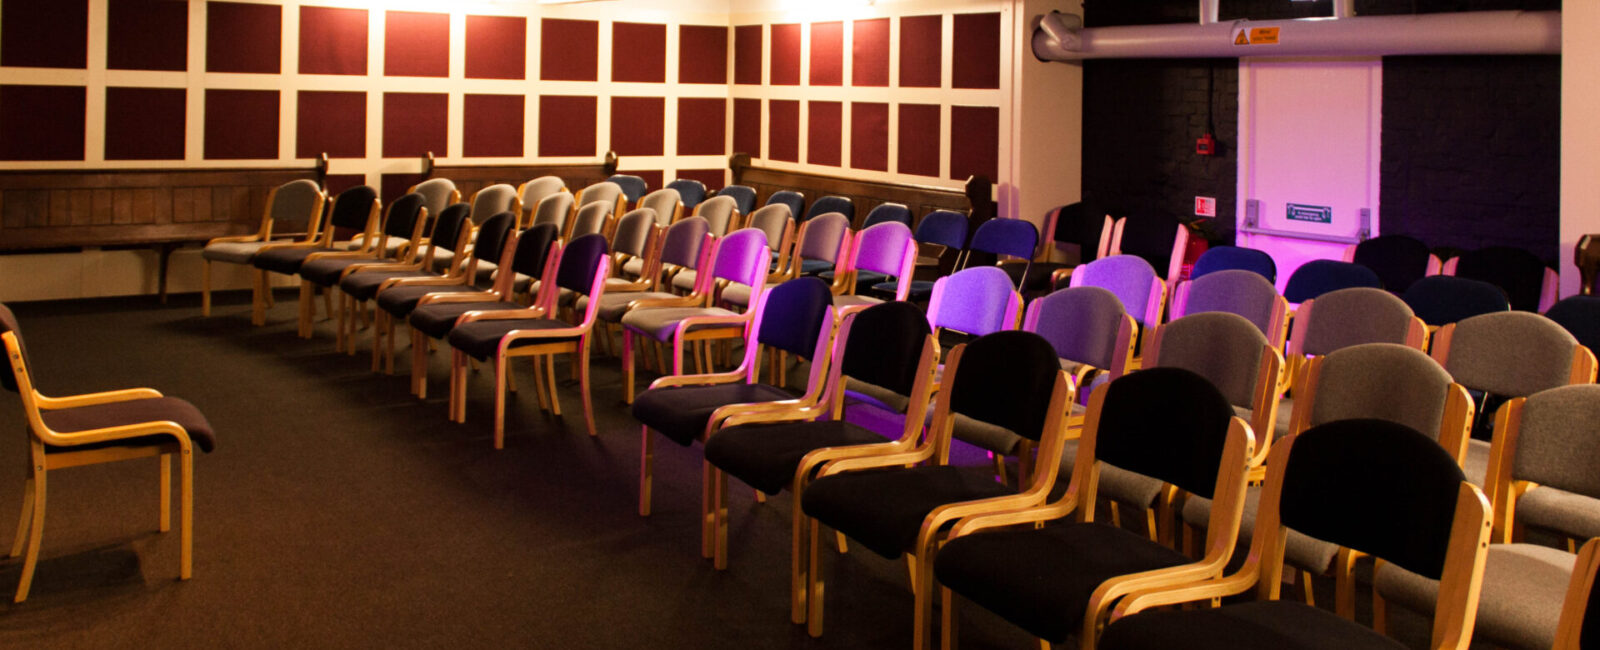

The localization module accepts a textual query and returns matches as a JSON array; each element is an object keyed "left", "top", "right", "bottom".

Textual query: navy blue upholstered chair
[
  {"left": 860, "top": 202, "right": 911, "bottom": 229},
  {"left": 804, "top": 195, "right": 854, "bottom": 224},
  {"left": 1192, "top": 245, "right": 1277, "bottom": 284},
  {"left": 717, "top": 184, "right": 758, "bottom": 216},
  {"left": 1448, "top": 245, "right": 1559, "bottom": 312},
  {"left": 1546, "top": 295, "right": 1600, "bottom": 355},
  {"left": 966, "top": 218, "right": 1039, "bottom": 290},
  {"left": 896, "top": 209, "right": 970, "bottom": 302},
  {"left": 666, "top": 178, "right": 707, "bottom": 211},
  {"left": 606, "top": 174, "right": 648, "bottom": 206},
  {"left": 765, "top": 190, "right": 806, "bottom": 223},
  {"left": 1403, "top": 275, "right": 1511, "bottom": 328},
  {"left": 1283, "top": 259, "right": 1383, "bottom": 305}
]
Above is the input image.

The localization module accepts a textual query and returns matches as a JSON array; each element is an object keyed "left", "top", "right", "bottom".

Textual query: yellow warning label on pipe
[{"left": 1233, "top": 26, "right": 1281, "bottom": 46}]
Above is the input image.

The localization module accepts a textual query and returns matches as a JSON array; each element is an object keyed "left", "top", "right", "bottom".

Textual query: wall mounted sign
[
  {"left": 1286, "top": 202, "right": 1333, "bottom": 224},
  {"left": 1233, "top": 26, "right": 1281, "bottom": 46}
]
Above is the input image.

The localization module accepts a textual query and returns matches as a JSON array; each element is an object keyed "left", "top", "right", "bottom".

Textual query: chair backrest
[
  {"left": 968, "top": 217, "right": 1038, "bottom": 261},
  {"left": 915, "top": 209, "right": 970, "bottom": 249},
  {"left": 1023, "top": 286, "right": 1133, "bottom": 374},
  {"left": 718, "top": 184, "right": 758, "bottom": 216},
  {"left": 1047, "top": 202, "right": 1116, "bottom": 262},
  {"left": 383, "top": 192, "right": 426, "bottom": 241},
  {"left": 1191, "top": 246, "right": 1277, "bottom": 284},
  {"left": 849, "top": 221, "right": 914, "bottom": 277},
  {"left": 660, "top": 216, "right": 710, "bottom": 270},
  {"left": 1149, "top": 311, "right": 1269, "bottom": 411},
  {"left": 1294, "top": 287, "right": 1422, "bottom": 357},
  {"left": 575, "top": 182, "right": 624, "bottom": 217},
  {"left": 1093, "top": 367, "right": 1238, "bottom": 500},
  {"left": 1402, "top": 275, "right": 1511, "bottom": 327},
  {"left": 666, "top": 178, "right": 707, "bottom": 211},
  {"left": 410, "top": 178, "right": 459, "bottom": 222},
  {"left": 927, "top": 266, "right": 1021, "bottom": 337},
  {"left": 1177, "top": 269, "right": 1285, "bottom": 344},
  {"left": 1283, "top": 259, "right": 1383, "bottom": 304},
  {"left": 555, "top": 233, "right": 610, "bottom": 296},
  {"left": 471, "top": 212, "right": 517, "bottom": 264},
  {"left": 429, "top": 203, "right": 472, "bottom": 255},
  {"left": 755, "top": 277, "right": 834, "bottom": 358},
  {"left": 765, "top": 190, "right": 805, "bottom": 221},
  {"left": 531, "top": 192, "right": 575, "bottom": 233},
  {"left": 1437, "top": 311, "right": 1584, "bottom": 398},
  {"left": 1070, "top": 254, "right": 1164, "bottom": 327},
  {"left": 861, "top": 202, "right": 911, "bottom": 229},
  {"left": 611, "top": 209, "right": 657, "bottom": 259},
  {"left": 1351, "top": 234, "right": 1434, "bottom": 293},
  {"left": 517, "top": 176, "right": 566, "bottom": 216},
  {"left": 1506, "top": 384, "right": 1600, "bottom": 502},
  {"left": 1308, "top": 343, "right": 1456, "bottom": 443},
  {"left": 943, "top": 331, "right": 1062, "bottom": 444},
  {"left": 327, "top": 185, "right": 379, "bottom": 234},
  {"left": 510, "top": 223, "right": 560, "bottom": 278},
  {"left": 1110, "top": 213, "right": 1187, "bottom": 285},
  {"left": 837, "top": 301, "right": 934, "bottom": 403},
  {"left": 1554, "top": 537, "right": 1600, "bottom": 650},
  {"left": 469, "top": 184, "right": 519, "bottom": 226},
  {"left": 638, "top": 188, "right": 682, "bottom": 226},
  {"left": 710, "top": 228, "right": 770, "bottom": 288},
  {"left": 805, "top": 195, "right": 854, "bottom": 223},
  {"left": 1545, "top": 295, "right": 1600, "bottom": 354},
  {"left": 694, "top": 195, "right": 739, "bottom": 237},
  {"left": 0, "top": 303, "right": 24, "bottom": 393},
  {"left": 797, "top": 212, "right": 850, "bottom": 264},
  {"left": 271, "top": 179, "right": 327, "bottom": 235},
  {"left": 605, "top": 174, "right": 647, "bottom": 204},
  {"left": 569, "top": 201, "right": 613, "bottom": 238},
  {"left": 1450, "top": 245, "right": 1551, "bottom": 312}
]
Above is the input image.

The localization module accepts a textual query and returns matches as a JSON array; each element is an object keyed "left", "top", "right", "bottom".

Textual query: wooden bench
[
  {"left": 728, "top": 153, "right": 994, "bottom": 232},
  {"left": 421, "top": 151, "right": 617, "bottom": 202}
]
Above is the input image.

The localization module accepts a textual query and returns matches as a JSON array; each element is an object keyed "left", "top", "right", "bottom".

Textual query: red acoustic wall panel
[
  {"left": 769, "top": 24, "right": 801, "bottom": 86},
  {"left": 899, "top": 15, "right": 941, "bottom": 88},
  {"left": 950, "top": 105, "right": 999, "bottom": 181},
  {"left": 809, "top": 22, "right": 842, "bottom": 87},
  {"left": 206, "top": 2, "right": 280, "bottom": 74},
  {"left": 807, "top": 101, "right": 841, "bottom": 167},
  {"left": 204, "top": 89, "right": 278, "bottom": 160},
  {"left": 108, "top": 0, "right": 188, "bottom": 71},
  {"left": 299, "top": 6, "right": 367, "bottom": 75},
  {"left": 768, "top": 99, "right": 799, "bottom": 163},
  {"left": 105, "top": 87, "right": 185, "bottom": 161},
  {"left": 734, "top": 25, "right": 762, "bottom": 85},
  {"left": 538, "top": 95, "right": 597, "bottom": 157},
  {"left": 677, "top": 169, "right": 726, "bottom": 193},
  {"left": 0, "top": 85, "right": 84, "bottom": 161},
  {"left": 324, "top": 174, "right": 367, "bottom": 197},
  {"left": 296, "top": 91, "right": 366, "bottom": 159},
  {"left": 733, "top": 98, "right": 761, "bottom": 159},
  {"left": 679, "top": 25, "right": 728, "bottom": 85},
  {"left": 610, "top": 97, "right": 665, "bottom": 156},
  {"left": 384, "top": 11, "right": 448, "bottom": 77},
  {"left": 381, "top": 92, "right": 447, "bottom": 158},
  {"left": 952, "top": 13, "right": 1001, "bottom": 89},
  {"left": 612, "top": 22, "right": 666, "bottom": 83},
  {"left": 677, "top": 98, "right": 726, "bottom": 156},
  {"left": 1, "top": 0, "right": 88, "bottom": 69},
  {"left": 380, "top": 173, "right": 425, "bottom": 205},
  {"left": 541, "top": 19, "right": 598, "bottom": 82},
  {"left": 850, "top": 102, "right": 888, "bottom": 172},
  {"left": 463, "top": 94, "right": 524, "bottom": 158},
  {"left": 465, "top": 15, "right": 526, "bottom": 80},
  {"left": 897, "top": 103, "right": 940, "bottom": 177},
  {"left": 852, "top": 18, "right": 889, "bottom": 87}
]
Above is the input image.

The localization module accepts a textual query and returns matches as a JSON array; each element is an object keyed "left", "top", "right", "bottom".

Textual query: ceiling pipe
[{"left": 1033, "top": 10, "right": 1560, "bottom": 60}]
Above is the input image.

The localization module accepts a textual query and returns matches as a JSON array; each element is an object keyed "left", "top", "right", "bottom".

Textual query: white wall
[{"left": 1561, "top": 4, "right": 1600, "bottom": 296}]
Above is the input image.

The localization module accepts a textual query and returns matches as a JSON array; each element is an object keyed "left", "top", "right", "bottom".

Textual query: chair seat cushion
[
  {"left": 409, "top": 301, "right": 518, "bottom": 340},
  {"left": 577, "top": 291, "right": 676, "bottom": 323},
  {"left": 1100, "top": 600, "right": 1407, "bottom": 650},
  {"left": 622, "top": 257, "right": 646, "bottom": 278},
  {"left": 447, "top": 318, "right": 579, "bottom": 361},
  {"left": 377, "top": 284, "right": 479, "bottom": 317},
  {"left": 300, "top": 256, "right": 370, "bottom": 286},
  {"left": 41, "top": 397, "right": 217, "bottom": 453},
  {"left": 720, "top": 283, "right": 761, "bottom": 308},
  {"left": 621, "top": 307, "right": 741, "bottom": 342},
  {"left": 833, "top": 294, "right": 884, "bottom": 311},
  {"left": 1464, "top": 438, "right": 1490, "bottom": 488},
  {"left": 899, "top": 279, "right": 935, "bottom": 303},
  {"left": 631, "top": 383, "right": 795, "bottom": 446},
  {"left": 201, "top": 240, "right": 274, "bottom": 264},
  {"left": 935, "top": 522, "right": 1191, "bottom": 643},
  {"left": 800, "top": 465, "right": 1014, "bottom": 558},
  {"left": 799, "top": 259, "right": 834, "bottom": 276},
  {"left": 339, "top": 270, "right": 431, "bottom": 301},
  {"left": 252, "top": 246, "right": 321, "bottom": 275},
  {"left": 1373, "top": 543, "right": 1574, "bottom": 650},
  {"left": 1517, "top": 485, "right": 1600, "bottom": 541},
  {"left": 705, "top": 420, "right": 891, "bottom": 495},
  {"left": 1181, "top": 485, "right": 1339, "bottom": 575},
  {"left": 851, "top": 271, "right": 891, "bottom": 295},
  {"left": 672, "top": 269, "right": 699, "bottom": 292}
]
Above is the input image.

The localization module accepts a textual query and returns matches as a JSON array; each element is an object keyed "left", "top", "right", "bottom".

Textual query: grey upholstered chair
[
  {"left": 744, "top": 202, "right": 797, "bottom": 271},
  {"left": 610, "top": 208, "right": 660, "bottom": 281},
  {"left": 581, "top": 216, "right": 709, "bottom": 365},
  {"left": 409, "top": 177, "right": 460, "bottom": 224},
  {"left": 1374, "top": 383, "right": 1600, "bottom": 650},
  {"left": 568, "top": 200, "right": 615, "bottom": 240},
  {"left": 721, "top": 211, "right": 848, "bottom": 308},
  {"left": 1171, "top": 268, "right": 1289, "bottom": 349},
  {"left": 529, "top": 191, "right": 575, "bottom": 240},
  {"left": 1553, "top": 537, "right": 1600, "bottom": 649},
  {"left": 638, "top": 188, "right": 684, "bottom": 227},
  {"left": 692, "top": 194, "right": 740, "bottom": 237},
  {"left": 200, "top": 179, "right": 326, "bottom": 317},
  {"left": 516, "top": 175, "right": 567, "bottom": 222},
  {"left": 573, "top": 181, "right": 626, "bottom": 224}
]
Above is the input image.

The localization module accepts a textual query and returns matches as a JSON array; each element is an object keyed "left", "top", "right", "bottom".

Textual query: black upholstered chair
[
  {"left": 407, "top": 224, "right": 560, "bottom": 400},
  {"left": 1192, "top": 245, "right": 1278, "bottom": 284},
  {"left": 445, "top": 234, "right": 610, "bottom": 447},
  {"left": 1005, "top": 202, "right": 1113, "bottom": 298},
  {"left": 1447, "top": 245, "right": 1559, "bottom": 313},
  {"left": 200, "top": 179, "right": 326, "bottom": 317},
  {"left": 1545, "top": 295, "right": 1600, "bottom": 355},
  {"left": 0, "top": 304, "right": 217, "bottom": 602},
  {"left": 798, "top": 330, "right": 1074, "bottom": 644},
  {"left": 934, "top": 367, "right": 1255, "bottom": 650},
  {"left": 1100, "top": 420, "right": 1493, "bottom": 650},
  {"left": 1403, "top": 275, "right": 1511, "bottom": 330},
  {"left": 1347, "top": 234, "right": 1439, "bottom": 294},
  {"left": 631, "top": 277, "right": 836, "bottom": 519},
  {"left": 252, "top": 185, "right": 380, "bottom": 333},
  {"left": 1107, "top": 212, "right": 1190, "bottom": 291},
  {"left": 298, "top": 192, "right": 428, "bottom": 351},
  {"left": 338, "top": 203, "right": 472, "bottom": 372},
  {"left": 372, "top": 211, "right": 516, "bottom": 374},
  {"left": 703, "top": 300, "right": 936, "bottom": 621}
]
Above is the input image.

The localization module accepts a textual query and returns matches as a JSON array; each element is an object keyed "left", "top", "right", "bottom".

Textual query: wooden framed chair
[
  {"left": 1067, "top": 255, "right": 1168, "bottom": 338},
  {"left": 703, "top": 300, "right": 937, "bottom": 620},
  {"left": 831, "top": 221, "right": 917, "bottom": 315},
  {"left": 1170, "top": 268, "right": 1290, "bottom": 350},
  {"left": 567, "top": 200, "right": 615, "bottom": 240},
  {"left": 298, "top": 192, "right": 428, "bottom": 350},
  {"left": 1545, "top": 295, "right": 1600, "bottom": 356},
  {"left": 765, "top": 190, "right": 806, "bottom": 223},
  {"left": 0, "top": 304, "right": 217, "bottom": 603},
  {"left": 515, "top": 175, "right": 567, "bottom": 223},
  {"left": 901, "top": 209, "right": 970, "bottom": 303},
  {"left": 803, "top": 195, "right": 854, "bottom": 224},
  {"left": 799, "top": 330, "right": 1075, "bottom": 645},
  {"left": 1007, "top": 202, "right": 1114, "bottom": 298},
  {"left": 371, "top": 211, "right": 515, "bottom": 374},
  {"left": 1283, "top": 259, "right": 1383, "bottom": 306},
  {"left": 1445, "top": 245, "right": 1559, "bottom": 313},
  {"left": 631, "top": 277, "right": 836, "bottom": 521},
  {"left": 1375, "top": 383, "right": 1600, "bottom": 650},
  {"left": 1280, "top": 286, "right": 1430, "bottom": 432},
  {"left": 1403, "top": 275, "right": 1511, "bottom": 331},
  {"left": 610, "top": 208, "right": 664, "bottom": 282},
  {"left": 638, "top": 188, "right": 684, "bottom": 227},
  {"left": 338, "top": 203, "right": 472, "bottom": 371},
  {"left": 528, "top": 191, "right": 576, "bottom": 239},
  {"left": 589, "top": 217, "right": 708, "bottom": 362},
  {"left": 1106, "top": 212, "right": 1191, "bottom": 292},
  {"left": 1192, "top": 245, "right": 1278, "bottom": 284},
  {"left": 1098, "top": 420, "right": 1493, "bottom": 650},
  {"left": 692, "top": 194, "right": 741, "bottom": 237},
  {"left": 408, "top": 177, "right": 460, "bottom": 222},
  {"left": 200, "top": 179, "right": 326, "bottom": 317},
  {"left": 964, "top": 217, "right": 1039, "bottom": 290},
  {"left": 934, "top": 367, "right": 1255, "bottom": 650},
  {"left": 1553, "top": 537, "right": 1600, "bottom": 650},
  {"left": 721, "top": 211, "right": 849, "bottom": 309},
  {"left": 1345, "top": 233, "right": 1440, "bottom": 294},
  {"left": 252, "top": 185, "right": 380, "bottom": 332},
  {"left": 605, "top": 174, "right": 647, "bottom": 207},
  {"left": 716, "top": 184, "right": 757, "bottom": 217},
  {"left": 573, "top": 181, "right": 626, "bottom": 225},
  {"left": 444, "top": 234, "right": 611, "bottom": 447},
  {"left": 1023, "top": 285, "right": 1137, "bottom": 431},
  {"left": 667, "top": 178, "right": 707, "bottom": 212}
]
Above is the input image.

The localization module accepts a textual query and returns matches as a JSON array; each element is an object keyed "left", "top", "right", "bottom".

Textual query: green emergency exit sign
[{"left": 1286, "top": 203, "right": 1332, "bottom": 224}]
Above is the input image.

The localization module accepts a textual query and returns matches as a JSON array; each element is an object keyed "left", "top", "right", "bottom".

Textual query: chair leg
[
  {"left": 623, "top": 332, "right": 637, "bottom": 405},
  {"left": 322, "top": 286, "right": 334, "bottom": 324},
  {"left": 412, "top": 329, "right": 428, "bottom": 398},
  {"left": 1334, "top": 549, "right": 1358, "bottom": 620},
  {"left": 159, "top": 453, "right": 172, "bottom": 532},
  {"left": 531, "top": 357, "right": 550, "bottom": 412},
  {"left": 297, "top": 281, "right": 313, "bottom": 338},
  {"left": 578, "top": 342, "right": 596, "bottom": 437},
  {"left": 807, "top": 517, "right": 825, "bottom": 637},
  {"left": 941, "top": 587, "right": 959, "bottom": 650},
  {"left": 701, "top": 462, "right": 716, "bottom": 560},
  {"left": 251, "top": 270, "right": 267, "bottom": 326},
  {"left": 791, "top": 491, "right": 808, "bottom": 624},
  {"left": 1372, "top": 582, "right": 1389, "bottom": 634},
  {"left": 371, "top": 311, "right": 385, "bottom": 372},
  {"left": 385, "top": 318, "right": 398, "bottom": 375},
  {"left": 638, "top": 426, "right": 653, "bottom": 516},
  {"left": 14, "top": 468, "right": 45, "bottom": 603},
  {"left": 10, "top": 476, "right": 34, "bottom": 559},
  {"left": 178, "top": 447, "right": 193, "bottom": 580},
  {"left": 546, "top": 354, "right": 562, "bottom": 416},
  {"left": 201, "top": 260, "right": 212, "bottom": 316},
  {"left": 1301, "top": 569, "right": 1316, "bottom": 605},
  {"left": 494, "top": 358, "right": 508, "bottom": 449}
]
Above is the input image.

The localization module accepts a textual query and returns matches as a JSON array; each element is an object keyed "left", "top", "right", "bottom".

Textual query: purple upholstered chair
[
  {"left": 965, "top": 218, "right": 1039, "bottom": 290},
  {"left": 927, "top": 266, "right": 1022, "bottom": 341},
  {"left": 1171, "top": 268, "right": 1289, "bottom": 349},
  {"left": 833, "top": 221, "right": 917, "bottom": 315},
  {"left": 1068, "top": 254, "right": 1168, "bottom": 331},
  {"left": 723, "top": 211, "right": 849, "bottom": 308},
  {"left": 585, "top": 217, "right": 711, "bottom": 359}
]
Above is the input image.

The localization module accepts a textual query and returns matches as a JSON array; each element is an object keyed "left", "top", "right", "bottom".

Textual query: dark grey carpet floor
[{"left": 0, "top": 290, "right": 1052, "bottom": 649}]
